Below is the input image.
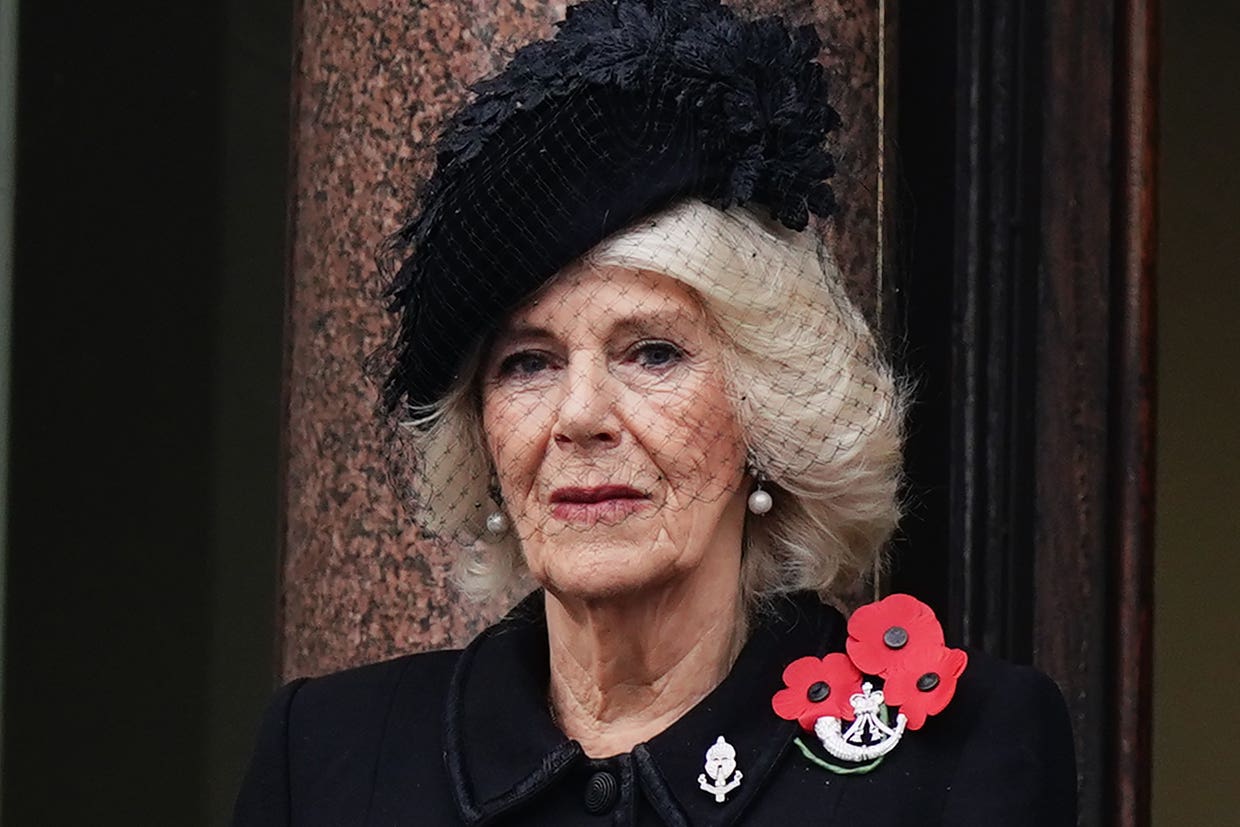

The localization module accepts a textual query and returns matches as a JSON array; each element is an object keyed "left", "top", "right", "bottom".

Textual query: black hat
[{"left": 382, "top": 0, "right": 841, "bottom": 413}]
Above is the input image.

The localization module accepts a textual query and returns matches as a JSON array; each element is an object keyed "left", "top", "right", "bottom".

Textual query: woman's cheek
[
  {"left": 488, "top": 387, "right": 548, "bottom": 443},
  {"left": 639, "top": 382, "right": 737, "bottom": 460},
  {"left": 491, "top": 397, "right": 553, "bottom": 506}
]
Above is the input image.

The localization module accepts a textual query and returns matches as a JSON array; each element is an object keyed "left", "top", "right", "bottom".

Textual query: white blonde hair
[{"left": 400, "top": 199, "right": 906, "bottom": 608}]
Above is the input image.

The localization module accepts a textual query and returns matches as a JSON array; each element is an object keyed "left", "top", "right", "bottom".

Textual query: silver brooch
[
  {"left": 697, "top": 735, "right": 743, "bottom": 803},
  {"left": 814, "top": 682, "right": 907, "bottom": 763}
]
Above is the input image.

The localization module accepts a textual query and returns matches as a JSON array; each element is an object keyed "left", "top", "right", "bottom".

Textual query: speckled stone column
[{"left": 281, "top": 0, "right": 887, "bottom": 679}]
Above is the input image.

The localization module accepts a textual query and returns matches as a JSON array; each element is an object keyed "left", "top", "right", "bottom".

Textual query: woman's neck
[{"left": 545, "top": 575, "right": 747, "bottom": 758}]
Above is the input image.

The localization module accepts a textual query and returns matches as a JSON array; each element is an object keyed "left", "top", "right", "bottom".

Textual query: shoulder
[
  {"left": 952, "top": 648, "right": 1073, "bottom": 729},
  {"left": 286, "top": 648, "right": 461, "bottom": 730},
  {"left": 233, "top": 649, "right": 462, "bottom": 827},
  {"left": 905, "top": 648, "right": 1074, "bottom": 773},
  {"left": 933, "top": 650, "right": 1077, "bottom": 824},
  {"left": 283, "top": 648, "right": 461, "bottom": 777}
]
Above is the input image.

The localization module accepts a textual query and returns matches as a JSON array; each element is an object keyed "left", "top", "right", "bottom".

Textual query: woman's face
[{"left": 481, "top": 263, "right": 750, "bottom": 602}]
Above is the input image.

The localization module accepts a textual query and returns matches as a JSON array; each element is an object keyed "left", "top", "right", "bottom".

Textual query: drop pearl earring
[
  {"left": 747, "top": 463, "right": 773, "bottom": 515},
  {"left": 748, "top": 488, "right": 773, "bottom": 515},
  {"left": 485, "top": 511, "right": 510, "bottom": 536},
  {"left": 485, "top": 474, "right": 509, "bottom": 537}
]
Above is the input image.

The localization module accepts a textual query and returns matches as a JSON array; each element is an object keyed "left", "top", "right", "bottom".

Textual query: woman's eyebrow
[
  {"left": 494, "top": 323, "right": 556, "bottom": 343},
  {"left": 609, "top": 309, "right": 697, "bottom": 337}
]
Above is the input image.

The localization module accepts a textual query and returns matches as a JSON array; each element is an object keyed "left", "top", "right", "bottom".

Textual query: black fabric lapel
[{"left": 445, "top": 593, "right": 583, "bottom": 824}]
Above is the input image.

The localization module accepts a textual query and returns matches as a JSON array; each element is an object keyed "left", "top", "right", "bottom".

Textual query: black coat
[{"left": 234, "top": 593, "right": 1076, "bottom": 826}]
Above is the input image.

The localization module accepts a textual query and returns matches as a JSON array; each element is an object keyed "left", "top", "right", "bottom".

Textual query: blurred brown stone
[{"left": 281, "top": 0, "right": 885, "bottom": 679}]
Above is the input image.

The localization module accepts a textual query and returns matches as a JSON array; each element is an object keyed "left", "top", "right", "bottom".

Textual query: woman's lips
[{"left": 549, "top": 485, "right": 650, "bottom": 523}]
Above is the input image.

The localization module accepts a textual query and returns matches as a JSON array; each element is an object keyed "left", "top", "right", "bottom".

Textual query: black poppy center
[
  {"left": 883, "top": 625, "right": 909, "bottom": 649},
  {"left": 806, "top": 681, "right": 831, "bottom": 702},
  {"left": 916, "top": 672, "right": 941, "bottom": 692}
]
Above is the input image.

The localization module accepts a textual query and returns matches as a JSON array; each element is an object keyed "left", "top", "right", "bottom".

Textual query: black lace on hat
[{"left": 382, "top": 0, "right": 842, "bottom": 414}]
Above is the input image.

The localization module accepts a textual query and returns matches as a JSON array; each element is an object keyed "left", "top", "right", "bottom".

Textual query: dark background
[
  {"left": 1, "top": 1, "right": 1236, "bottom": 825},
  {"left": 4, "top": 1, "right": 288, "bottom": 822}
]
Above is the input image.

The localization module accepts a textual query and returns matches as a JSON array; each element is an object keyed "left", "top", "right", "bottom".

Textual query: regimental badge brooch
[
  {"left": 698, "top": 736, "right": 743, "bottom": 803},
  {"left": 771, "top": 593, "right": 968, "bottom": 775}
]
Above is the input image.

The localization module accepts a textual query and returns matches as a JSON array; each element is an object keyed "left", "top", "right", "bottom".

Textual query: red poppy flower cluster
[{"left": 771, "top": 594, "right": 968, "bottom": 732}]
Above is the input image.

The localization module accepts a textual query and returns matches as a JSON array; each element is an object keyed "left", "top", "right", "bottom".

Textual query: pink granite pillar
[{"left": 281, "top": 0, "right": 889, "bottom": 679}]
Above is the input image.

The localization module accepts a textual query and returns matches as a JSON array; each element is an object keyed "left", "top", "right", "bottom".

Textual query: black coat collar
[{"left": 445, "top": 591, "right": 846, "bottom": 825}]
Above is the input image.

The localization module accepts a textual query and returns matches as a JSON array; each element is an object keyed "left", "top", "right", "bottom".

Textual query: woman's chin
[{"left": 531, "top": 545, "right": 688, "bottom": 604}]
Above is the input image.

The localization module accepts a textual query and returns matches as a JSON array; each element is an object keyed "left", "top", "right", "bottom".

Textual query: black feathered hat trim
[{"left": 383, "top": 0, "right": 841, "bottom": 412}]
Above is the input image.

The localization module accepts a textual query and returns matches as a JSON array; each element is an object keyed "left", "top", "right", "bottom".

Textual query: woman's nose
[{"left": 551, "top": 353, "right": 619, "bottom": 449}]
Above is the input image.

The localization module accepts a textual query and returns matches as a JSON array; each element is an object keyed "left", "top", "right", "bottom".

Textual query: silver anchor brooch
[{"left": 697, "top": 736, "right": 743, "bottom": 803}]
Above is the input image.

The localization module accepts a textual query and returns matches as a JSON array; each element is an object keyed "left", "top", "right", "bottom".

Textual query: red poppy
[
  {"left": 771, "top": 653, "right": 862, "bottom": 730},
  {"left": 881, "top": 646, "right": 968, "bottom": 730},
  {"left": 846, "top": 593, "right": 946, "bottom": 676}
]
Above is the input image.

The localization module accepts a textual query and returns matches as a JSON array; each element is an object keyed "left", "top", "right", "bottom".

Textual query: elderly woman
[{"left": 235, "top": 1, "right": 1076, "bottom": 824}]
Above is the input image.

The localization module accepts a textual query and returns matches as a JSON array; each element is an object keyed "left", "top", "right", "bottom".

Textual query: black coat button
[{"left": 584, "top": 771, "right": 619, "bottom": 814}]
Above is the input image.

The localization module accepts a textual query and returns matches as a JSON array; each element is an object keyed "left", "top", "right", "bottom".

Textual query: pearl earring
[
  {"left": 747, "top": 464, "right": 773, "bottom": 515},
  {"left": 485, "top": 474, "right": 509, "bottom": 537},
  {"left": 485, "top": 510, "right": 510, "bottom": 536},
  {"left": 748, "top": 487, "right": 773, "bottom": 515}
]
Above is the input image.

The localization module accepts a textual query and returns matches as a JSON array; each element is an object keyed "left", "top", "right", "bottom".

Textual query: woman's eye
[
  {"left": 497, "top": 351, "right": 553, "bottom": 377},
  {"left": 629, "top": 340, "right": 684, "bottom": 369}
]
